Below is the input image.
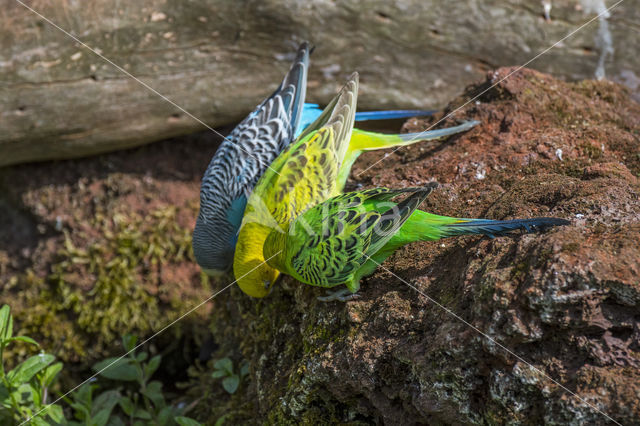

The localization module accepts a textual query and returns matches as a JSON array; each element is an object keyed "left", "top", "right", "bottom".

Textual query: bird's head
[
  {"left": 232, "top": 222, "right": 281, "bottom": 298},
  {"left": 235, "top": 258, "right": 280, "bottom": 298}
]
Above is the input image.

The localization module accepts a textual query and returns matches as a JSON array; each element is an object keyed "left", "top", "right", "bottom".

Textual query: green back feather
[{"left": 271, "top": 185, "right": 436, "bottom": 288}]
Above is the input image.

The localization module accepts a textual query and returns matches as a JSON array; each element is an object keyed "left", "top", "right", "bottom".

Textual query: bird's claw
[{"left": 317, "top": 288, "right": 360, "bottom": 302}]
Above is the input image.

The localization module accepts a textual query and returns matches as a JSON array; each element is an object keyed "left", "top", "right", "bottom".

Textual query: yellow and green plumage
[
  {"left": 233, "top": 72, "right": 478, "bottom": 297},
  {"left": 233, "top": 73, "right": 359, "bottom": 297},
  {"left": 263, "top": 186, "right": 570, "bottom": 297}
]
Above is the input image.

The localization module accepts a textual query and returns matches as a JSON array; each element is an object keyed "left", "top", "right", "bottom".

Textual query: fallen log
[{"left": 1, "top": 0, "right": 638, "bottom": 166}]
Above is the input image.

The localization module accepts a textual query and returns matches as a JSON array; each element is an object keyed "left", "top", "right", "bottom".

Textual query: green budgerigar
[
  {"left": 233, "top": 72, "right": 478, "bottom": 298},
  {"left": 263, "top": 185, "right": 569, "bottom": 300}
]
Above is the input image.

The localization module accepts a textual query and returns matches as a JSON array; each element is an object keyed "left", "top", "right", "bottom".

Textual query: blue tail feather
[
  {"left": 297, "top": 103, "right": 437, "bottom": 137},
  {"left": 354, "top": 109, "right": 436, "bottom": 121},
  {"left": 441, "top": 217, "right": 569, "bottom": 238},
  {"left": 297, "top": 103, "right": 323, "bottom": 137}
]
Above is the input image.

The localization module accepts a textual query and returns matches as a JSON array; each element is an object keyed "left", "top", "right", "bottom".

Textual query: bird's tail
[
  {"left": 298, "top": 104, "right": 439, "bottom": 137},
  {"left": 354, "top": 109, "right": 436, "bottom": 121},
  {"left": 398, "top": 210, "right": 569, "bottom": 243},
  {"left": 437, "top": 217, "right": 570, "bottom": 238},
  {"left": 347, "top": 120, "right": 479, "bottom": 153}
]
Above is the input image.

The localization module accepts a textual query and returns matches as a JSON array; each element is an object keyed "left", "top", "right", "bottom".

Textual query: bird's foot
[{"left": 317, "top": 288, "right": 360, "bottom": 302}]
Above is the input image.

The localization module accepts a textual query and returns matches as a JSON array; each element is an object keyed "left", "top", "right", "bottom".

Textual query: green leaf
[
  {"left": 222, "top": 375, "right": 239, "bottom": 394},
  {"left": 135, "top": 352, "right": 148, "bottom": 363},
  {"left": 7, "top": 353, "right": 55, "bottom": 385},
  {"left": 122, "top": 335, "right": 137, "bottom": 353},
  {"left": 144, "top": 355, "right": 161, "bottom": 379},
  {"left": 141, "top": 380, "right": 164, "bottom": 408},
  {"left": 157, "top": 406, "right": 173, "bottom": 425},
  {"left": 30, "top": 416, "right": 50, "bottom": 426},
  {"left": 74, "top": 382, "right": 96, "bottom": 407},
  {"left": 92, "top": 390, "right": 120, "bottom": 417},
  {"left": 118, "top": 396, "right": 134, "bottom": 416},
  {"left": 0, "top": 383, "right": 9, "bottom": 401},
  {"left": 0, "top": 305, "right": 11, "bottom": 341},
  {"left": 214, "top": 414, "right": 230, "bottom": 426},
  {"left": 106, "top": 415, "right": 126, "bottom": 426},
  {"left": 8, "top": 336, "right": 39, "bottom": 347},
  {"left": 11, "top": 383, "right": 32, "bottom": 405},
  {"left": 31, "top": 383, "right": 42, "bottom": 407},
  {"left": 91, "top": 408, "right": 112, "bottom": 426},
  {"left": 133, "top": 408, "right": 151, "bottom": 420},
  {"left": 44, "top": 404, "right": 65, "bottom": 424},
  {"left": 211, "top": 370, "right": 227, "bottom": 379},
  {"left": 70, "top": 401, "right": 91, "bottom": 420},
  {"left": 42, "top": 362, "right": 63, "bottom": 388},
  {"left": 213, "top": 358, "right": 233, "bottom": 375},
  {"left": 93, "top": 358, "right": 138, "bottom": 381},
  {"left": 240, "top": 362, "right": 249, "bottom": 378},
  {"left": 175, "top": 416, "right": 203, "bottom": 426}
]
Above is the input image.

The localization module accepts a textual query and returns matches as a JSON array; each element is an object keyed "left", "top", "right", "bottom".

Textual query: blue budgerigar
[{"left": 193, "top": 42, "right": 311, "bottom": 275}]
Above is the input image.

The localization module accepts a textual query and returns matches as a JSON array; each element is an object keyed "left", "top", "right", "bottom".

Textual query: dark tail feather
[
  {"left": 440, "top": 217, "right": 570, "bottom": 238},
  {"left": 354, "top": 109, "right": 436, "bottom": 121}
]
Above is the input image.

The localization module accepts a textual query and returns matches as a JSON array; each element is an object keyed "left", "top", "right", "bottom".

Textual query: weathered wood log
[{"left": 1, "top": 0, "right": 638, "bottom": 166}]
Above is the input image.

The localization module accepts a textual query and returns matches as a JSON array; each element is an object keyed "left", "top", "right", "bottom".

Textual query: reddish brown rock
[
  {"left": 201, "top": 67, "right": 640, "bottom": 424},
  {"left": 1, "top": 67, "right": 639, "bottom": 424}
]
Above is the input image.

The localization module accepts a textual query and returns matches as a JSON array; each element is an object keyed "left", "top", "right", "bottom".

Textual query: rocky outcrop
[
  {"left": 201, "top": 68, "right": 640, "bottom": 424},
  {"left": 2, "top": 0, "right": 640, "bottom": 166},
  {"left": 1, "top": 67, "right": 638, "bottom": 424}
]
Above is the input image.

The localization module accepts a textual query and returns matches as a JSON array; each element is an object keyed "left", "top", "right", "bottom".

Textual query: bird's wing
[
  {"left": 286, "top": 186, "right": 435, "bottom": 287},
  {"left": 247, "top": 73, "right": 359, "bottom": 227},
  {"left": 200, "top": 42, "right": 310, "bottom": 212},
  {"left": 238, "top": 41, "right": 310, "bottom": 142},
  {"left": 223, "top": 40, "right": 311, "bottom": 185}
]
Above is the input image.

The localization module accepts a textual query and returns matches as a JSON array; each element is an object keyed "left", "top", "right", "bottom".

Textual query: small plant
[
  {"left": 0, "top": 304, "right": 203, "bottom": 425},
  {"left": 211, "top": 358, "right": 249, "bottom": 394},
  {"left": 65, "top": 383, "right": 120, "bottom": 426},
  {"left": 0, "top": 304, "right": 65, "bottom": 425},
  {"left": 65, "top": 334, "right": 201, "bottom": 426}
]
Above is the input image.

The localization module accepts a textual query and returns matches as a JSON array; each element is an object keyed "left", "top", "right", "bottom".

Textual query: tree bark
[{"left": 1, "top": 0, "right": 638, "bottom": 166}]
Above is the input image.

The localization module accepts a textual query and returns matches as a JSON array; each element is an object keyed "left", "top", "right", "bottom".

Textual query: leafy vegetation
[
  {"left": 70, "top": 334, "right": 200, "bottom": 425},
  {"left": 5, "top": 205, "right": 208, "bottom": 365},
  {"left": 0, "top": 305, "right": 64, "bottom": 425},
  {"left": 211, "top": 358, "right": 249, "bottom": 395},
  {"left": 0, "top": 305, "right": 201, "bottom": 425}
]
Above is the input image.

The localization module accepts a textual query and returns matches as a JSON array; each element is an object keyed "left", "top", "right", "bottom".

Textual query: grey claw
[{"left": 317, "top": 288, "right": 359, "bottom": 302}]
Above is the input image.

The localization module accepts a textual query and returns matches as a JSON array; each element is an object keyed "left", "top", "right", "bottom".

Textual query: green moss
[
  {"left": 581, "top": 142, "right": 603, "bottom": 160},
  {"left": 572, "top": 80, "right": 619, "bottom": 104},
  {"left": 510, "top": 261, "right": 530, "bottom": 281},
  {"left": 476, "top": 281, "right": 496, "bottom": 303},
  {"left": 554, "top": 160, "right": 586, "bottom": 179},
  {"left": 534, "top": 248, "right": 553, "bottom": 269},
  {"left": 561, "top": 242, "right": 580, "bottom": 253},
  {"left": 548, "top": 97, "right": 571, "bottom": 125},
  {"left": 521, "top": 87, "right": 536, "bottom": 102},
  {"left": 7, "top": 205, "right": 202, "bottom": 364},
  {"left": 5, "top": 271, "right": 86, "bottom": 361}
]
